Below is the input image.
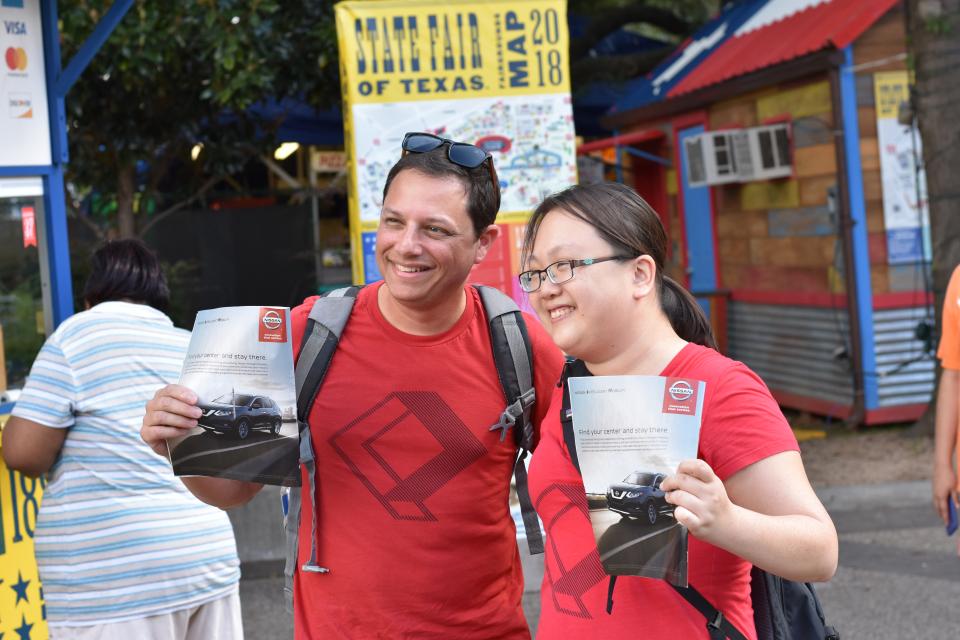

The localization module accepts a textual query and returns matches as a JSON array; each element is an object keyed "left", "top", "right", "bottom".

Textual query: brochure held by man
[
  {"left": 166, "top": 306, "right": 301, "bottom": 486},
  {"left": 568, "top": 374, "right": 705, "bottom": 587}
]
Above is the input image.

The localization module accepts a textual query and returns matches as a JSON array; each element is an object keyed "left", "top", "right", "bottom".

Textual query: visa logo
[{"left": 4, "top": 21, "right": 26, "bottom": 35}]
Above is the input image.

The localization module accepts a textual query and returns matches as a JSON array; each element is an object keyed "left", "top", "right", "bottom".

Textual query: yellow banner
[
  {"left": 334, "top": 0, "right": 576, "bottom": 287},
  {"left": 336, "top": 0, "right": 570, "bottom": 104},
  {"left": 0, "top": 419, "right": 48, "bottom": 640}
]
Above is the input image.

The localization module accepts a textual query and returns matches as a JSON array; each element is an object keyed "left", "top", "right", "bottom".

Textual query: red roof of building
[{"left": 667, "top": 0, "right": 900, "bottom": 98}]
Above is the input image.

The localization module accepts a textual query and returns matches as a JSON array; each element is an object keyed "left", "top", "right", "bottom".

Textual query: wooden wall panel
[
  {"left": 868, "top": 231, "right": 888, "bottom": 264},
  {"left": 858, "top": 106, "right": 878, "bottom": 140},
  {"left": 866, "top": 200, "right": 885, "bottom": 233},
  {"left": 859, "top": 138, "right": 880, "bottom": 173},
  {"left": 768, "top": 206, "right": 835, "bottom": 237},
  {"left": 716, "top": 209, "right": 768, "bottom": 238},
  {"left": 749, "top": 236, "right": 836, "bottom": 267},
  {"left": 709, "top": 98, "right": 758, "bottom": 129},
  {"left": 799, "top": 175, "right": 835, "bottom": 207},
  {"left": 718, "top": 238, "right": 750, "bottom": 264},
  {"left": 794, "top": 143, "right": 837, "bottom": 178},
  {"left": 741, "top": 180, "right": 800, "bottom": 210},
  {"left": 871, "top": 264, "right": 891, "bottom": 295},
  {"left": 793, "top": 114, "right": 834, "bottom": 148},
  {"left": 757, "top": 80, "right": 831, "bottom": 121},
  {"left": 854, "top": 5, "right": 907, "bottom": 71}
]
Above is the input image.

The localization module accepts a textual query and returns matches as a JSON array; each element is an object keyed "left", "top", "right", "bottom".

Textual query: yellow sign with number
[{"left": 0, "top": 418, "right": 48, "bottom": 640}]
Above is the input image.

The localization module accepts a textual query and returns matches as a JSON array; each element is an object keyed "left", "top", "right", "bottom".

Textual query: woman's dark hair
[
  {"left": 83, "top": 239, "right": 170, "bottom": 310},
  {"left": 523, "top": 182, "right": 717, "bottom": 349},
  {"left": 382, "top": 146, "right": 500, "bottom": 237}
]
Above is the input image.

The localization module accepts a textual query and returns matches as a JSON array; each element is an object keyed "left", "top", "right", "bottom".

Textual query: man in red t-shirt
[{"left": 141, "top": 136, "right": 564, "bottom": 639}]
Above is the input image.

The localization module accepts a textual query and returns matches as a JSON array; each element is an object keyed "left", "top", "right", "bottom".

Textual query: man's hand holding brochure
[{"left": 165, "top": 306, "right": 301, "bottom": 486}]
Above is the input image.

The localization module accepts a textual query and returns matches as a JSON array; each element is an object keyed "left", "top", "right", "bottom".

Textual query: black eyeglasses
[
  {"left": 518, "top": 256, "right": 633, "bottom": 293},
  {"left": 401, "top": 132, "right": 501, "bottom": 210}
]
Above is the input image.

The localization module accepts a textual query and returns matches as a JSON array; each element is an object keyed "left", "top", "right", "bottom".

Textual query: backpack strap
[
  {"left": 475, "top": 285, "right": 543, "bottom": 555},
  {"left": 671, "top": 584, "right": 749, "bottom": 640},
  {"left": 283, "top": 286, "right": 360, "bottom": 611},
  {"left": 559, "top": 357, "right": 584, "bottom": 475}
]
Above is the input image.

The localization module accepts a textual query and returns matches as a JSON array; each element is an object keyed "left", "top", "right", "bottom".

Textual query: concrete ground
[{"left": 238, "top": 479, "right": 960, "bottom": 639}]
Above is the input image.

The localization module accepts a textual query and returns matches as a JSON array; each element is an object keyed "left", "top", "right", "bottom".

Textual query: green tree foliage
[{"left": 59, "top": 1, "right": 339, "bottom": 238}]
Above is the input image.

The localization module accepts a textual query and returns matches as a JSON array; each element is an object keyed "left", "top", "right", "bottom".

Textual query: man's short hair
[
  {"left": 381, "top": 147, "right": 500, "bottom": 237},
  {"left": 83, "top": 239, "right": 170, "bottom": 310}
]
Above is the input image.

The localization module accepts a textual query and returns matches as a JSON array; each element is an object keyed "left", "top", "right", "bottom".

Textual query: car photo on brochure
[
  {"left": 606, "top": 470, "right": 676, "bottom": 525},
  {"left": 197, "top": 391, "right": 285, "bottom": 440}
]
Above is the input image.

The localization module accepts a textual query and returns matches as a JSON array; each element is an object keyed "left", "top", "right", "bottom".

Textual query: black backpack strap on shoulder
[
  {"left": 284, "top": 286, "right": 360, "bottom": 610},
  {"left": 559, "top": 357, "right": 583, "bottom": 474},
  {"left": 295, "top": 286, "right": 361, "bottom": 420},
  {"left": 671, "top": 584, "right": 749, "bottom": 640},
  {"left": 475, "top": 285, "right": 542, "bottom": 555}
]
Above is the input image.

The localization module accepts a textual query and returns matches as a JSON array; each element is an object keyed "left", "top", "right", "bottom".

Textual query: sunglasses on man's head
[{"left": 401, "top": 132, "right": 501, "bottom": 210}]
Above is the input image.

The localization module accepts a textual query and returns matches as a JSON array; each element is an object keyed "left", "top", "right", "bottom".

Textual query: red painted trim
[
  {"left": 864, "top": 403, "right": 928, "bottom": 425},
  {"left": 874, "top": 292, "right": 934, "bottom": 309},
  {"left": 770, "top": 389, "right": 853, "bottom": 420},
  {"left": 577, "top": 129, "right": 666, "bottom": 154},
  {"left": 730, "top": 289, "right": 933, "bottom": 309}
]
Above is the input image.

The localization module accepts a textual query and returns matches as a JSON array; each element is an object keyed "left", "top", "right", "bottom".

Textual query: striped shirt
[{"left": 12, "top": 301, "right": 240, "bottom": 626}]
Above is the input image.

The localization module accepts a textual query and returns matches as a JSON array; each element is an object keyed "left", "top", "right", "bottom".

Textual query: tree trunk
[
  {"left": 116, "top": 164, "right": 136, "bottom": 239},
  {"left": 907, "top": 0, "right": 960, "bottom": 435}
]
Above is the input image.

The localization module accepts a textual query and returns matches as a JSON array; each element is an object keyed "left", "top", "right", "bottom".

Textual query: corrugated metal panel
[
  {"left": 873, "top": 307, "right": 935, "bottom": 407},
  {"left": 728, "top": 302, "right": 854, "bottom": 406},
  {"left": 667, "top": 0, "right": 898, "bottom": 98}
]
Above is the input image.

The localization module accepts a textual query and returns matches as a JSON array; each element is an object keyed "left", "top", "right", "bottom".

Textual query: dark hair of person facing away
[
  {"left": 83, "top": 239, "right": 170, "bottom": 311},
  {"left": 523, "top": 182, "right": 717, "bottom": 350},
  {"left": 382, "top": 146, "right": 500, "bottom": 237}
]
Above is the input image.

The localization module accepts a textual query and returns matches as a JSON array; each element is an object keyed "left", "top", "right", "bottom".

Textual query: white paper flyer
[
  {"left": 568, "top": 374, "right": 705, "bottom": 587},
  {"left": 168, "top": 306, "right": 300, "bottom": 486}
]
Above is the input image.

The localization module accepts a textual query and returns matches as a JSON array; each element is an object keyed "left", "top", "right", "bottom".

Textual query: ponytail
[{"left": 661, "top": 276, "right": 717, "bottom": 350}]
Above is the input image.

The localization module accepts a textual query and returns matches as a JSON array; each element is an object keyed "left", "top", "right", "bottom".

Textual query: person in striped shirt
[{"left": 3, "top": 240, "right": 242, "bottom": 639}]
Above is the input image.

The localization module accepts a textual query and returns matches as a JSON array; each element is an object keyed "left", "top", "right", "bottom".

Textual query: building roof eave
[{"left": 601, "top": 48, "right": 844, "bottom": 131}]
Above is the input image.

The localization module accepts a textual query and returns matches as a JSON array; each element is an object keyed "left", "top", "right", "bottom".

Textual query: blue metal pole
[
  {"left": 40, "top": 0, "right": 74, "bottom": 325},
  {"left": 839, "top": 46, "right": 879, "bottom": 412},
  {"left": 56, "top": 0, "right": 135, "bottom": 96}
]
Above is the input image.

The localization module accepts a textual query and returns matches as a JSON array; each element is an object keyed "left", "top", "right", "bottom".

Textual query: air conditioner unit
[
  {"left": 746, "top": 123, "right": 792, "bottom": 180},
  {"left": 682, "top": 123, "right": 792, "bottom": 187},
  {"left": 684, "top": 130, "right": 743, "bottom": 187}
]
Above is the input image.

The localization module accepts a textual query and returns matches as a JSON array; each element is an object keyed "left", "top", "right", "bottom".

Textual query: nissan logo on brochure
[
  {"left": 662, "top": 378, "right": 699, "bottom": 415},
  {"left": 258, "top": 308, "right": 287, "bottom": 343}
]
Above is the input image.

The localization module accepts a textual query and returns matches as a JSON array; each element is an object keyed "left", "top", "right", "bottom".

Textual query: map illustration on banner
[
  {"left": 335, "top": 0, "right": 577, "bottom": 286},
  {"left": 353, "top": 96, "right": 575, "bottom": 222}
]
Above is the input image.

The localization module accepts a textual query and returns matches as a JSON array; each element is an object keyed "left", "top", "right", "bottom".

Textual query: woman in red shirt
[{"left": 519, "top": 182, "right": 838, "bottom": 639}]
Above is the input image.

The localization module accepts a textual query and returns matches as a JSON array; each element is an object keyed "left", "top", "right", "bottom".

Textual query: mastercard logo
[{"left": 5, "top": 47, "right": 27, "bottom": 71}]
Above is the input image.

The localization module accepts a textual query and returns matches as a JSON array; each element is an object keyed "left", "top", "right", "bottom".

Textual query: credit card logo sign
[
  {"left": 258, "top": 307, "right": 287, "bottom": 343},
  {"left": 8, "top": 93, "right": 31, "bottom": 118},
  {"left": 5, "top": 47, "right": 27, "bottom": 71},
  {"left": 662, "top": 378, "right": 698, "bottom": 415}
]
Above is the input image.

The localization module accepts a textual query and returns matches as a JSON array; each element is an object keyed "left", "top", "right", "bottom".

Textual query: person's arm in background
[
  {"left": 142, "top": 384, "right": 262, "bottom": 509},
  {"left": 934, "top": 266, "right": 960, "bottom": 526},
  {"left": 3, "top": 336, "right": 75, "bottom": 477},
  {"left": 2, "top": 416, "right": 67, "bottom": 477},
  {"left": 933, "top": 369, "right": 960, "bottom": 524}
]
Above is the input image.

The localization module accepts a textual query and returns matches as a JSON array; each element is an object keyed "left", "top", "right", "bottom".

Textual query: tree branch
[
  {"left": 571, "top": 47, "right": 674, "bottom": 86},
  {"left": 66, "top": 201, "right": 107, "bottom": 242},
  {"left": 571, "top": 7, "right": 693, "bottom": 59},
  {"left": 136, "top": 175, "right": 223, "bottom": 239}
]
